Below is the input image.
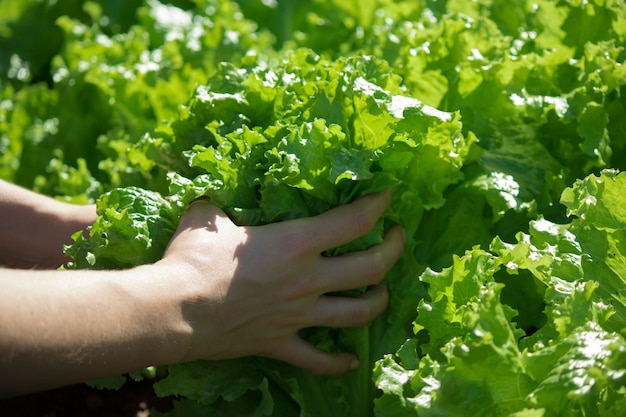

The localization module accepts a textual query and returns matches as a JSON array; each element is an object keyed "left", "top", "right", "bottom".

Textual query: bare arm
[
  {"left": 0, "top": 190, "right": 405, "bottom": 398},
  {"left": 0, "top": 265, "right": 187, "bottom": 397},
  {"left": 0, "top": 179, "right": 97, "bottom": 269}
]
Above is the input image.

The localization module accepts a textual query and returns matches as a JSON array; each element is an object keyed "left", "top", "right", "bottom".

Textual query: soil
[{"left": 0, "top": 380, "right": 174, "bottom": 417}]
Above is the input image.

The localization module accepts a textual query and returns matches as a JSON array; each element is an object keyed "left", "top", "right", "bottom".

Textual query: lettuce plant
[{"left": 1, "top": 0, "right": 625, "bottom": 415}]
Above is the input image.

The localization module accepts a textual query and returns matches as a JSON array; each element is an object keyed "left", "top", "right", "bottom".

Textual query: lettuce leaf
[{"left": 374, "top": 170, "right": 626, "bottom": 416}]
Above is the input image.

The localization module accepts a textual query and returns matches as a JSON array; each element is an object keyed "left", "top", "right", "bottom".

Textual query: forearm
[
  {"left": 0, "top": 264, "right": 192, "bottom": 398},
  {"left": 0, "top": 180, "right": 96, "bottom": 268}
]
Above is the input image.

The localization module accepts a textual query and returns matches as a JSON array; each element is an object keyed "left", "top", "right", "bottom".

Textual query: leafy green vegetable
[
  {"left": 374, "top": 170, "right": 626, "bottom": 416},
  {"left": 66, "top": 47, "right": 470, "bottom": 416},
  {"left": 2, "top": 0, "right": 625, "bottom": 415}
]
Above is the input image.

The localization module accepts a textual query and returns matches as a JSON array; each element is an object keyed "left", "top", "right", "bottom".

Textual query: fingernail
[{"left": 350, "top": 359, "right": 360, "bottom": 371}]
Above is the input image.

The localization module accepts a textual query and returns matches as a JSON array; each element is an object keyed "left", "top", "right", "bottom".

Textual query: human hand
[
  {"left": 0, "top": 179, "right": 97, "bottom": 269},
  {"left": 159, "top": 190, "right": 405, "bottom": 376}
]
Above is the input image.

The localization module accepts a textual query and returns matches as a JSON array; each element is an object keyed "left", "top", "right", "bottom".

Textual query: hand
[
  {"left": 159, "top": 190, "right": 405, "bottom": 376},
  {"left": 0, "top": 179, "right": 97, "bottom": 269}
]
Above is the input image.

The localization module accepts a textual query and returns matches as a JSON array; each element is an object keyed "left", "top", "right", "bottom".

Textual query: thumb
[{"left": 176, "top": 199, "right": 230, "bottom": 233}]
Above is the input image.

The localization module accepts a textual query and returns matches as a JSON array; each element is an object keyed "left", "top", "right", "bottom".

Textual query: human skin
[
  {"left": 0, "top": 179, "right": 97, "bottom": 269},
  {"left": 0, "top": 181, "right": 405, "bottom": 398}
]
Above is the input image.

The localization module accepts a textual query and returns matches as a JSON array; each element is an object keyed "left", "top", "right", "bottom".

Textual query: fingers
[
  {"left": 270, "top": 337, "right": 360, "bottom": 377},
  {"left": 264, "top": 286, "right": 389, "bottom": 377},
  {"left": 277, "top": 190, "right": 392, "bottom": 257},
  {"left": 270, "top": 284, "right": 387, "bottom": 375},
  {"left": 316, "top": 225, "right": 405, "bottom": 293},
  {"left": 312, "top": 284, "right": 389, "bottom": 328}
]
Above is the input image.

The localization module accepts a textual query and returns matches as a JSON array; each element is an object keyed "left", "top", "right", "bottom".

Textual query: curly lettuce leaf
[
  {"left": 65, "top": 187, "right": 178, "bottom": 269},
  {"left": 374, "top": 170, "right": 626, "bottom": 416}
]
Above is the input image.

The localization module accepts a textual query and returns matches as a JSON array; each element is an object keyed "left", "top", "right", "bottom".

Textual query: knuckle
[
  {"left": 393, "top": 227, "right": 406, "bottom": 257},
  {"left": 368, "top": 251, "right": 387, "bottom": 283},
  {"left": 348, "top": 301, "right": 372, "bottom": 327},
  {"left": 282, "top": 230, "right": 315, "bottom": 258},
  {"left": 289, "top": 274, "right": 318, "bottom": 297},
  {"left": 353, "top": 209, "right": 376, "bottom": 236}
]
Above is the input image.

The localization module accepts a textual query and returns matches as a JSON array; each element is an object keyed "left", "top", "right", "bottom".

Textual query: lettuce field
[{"left": 2, "top": 0, "right": 626, "bottom": 415}]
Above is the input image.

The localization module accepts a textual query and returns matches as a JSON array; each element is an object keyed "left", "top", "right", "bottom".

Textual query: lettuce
[
  {"left": 67, "top": 48, "right": 471, "bottom": 416},
  {"left": 374, "top": 170, "right": 626, "bottom": 416},
  {"left": 2, "top": 0, "right": 626, "bottom": 416},
  {"left": 1, "top": 0, "right": 275, "bottom": 196}
]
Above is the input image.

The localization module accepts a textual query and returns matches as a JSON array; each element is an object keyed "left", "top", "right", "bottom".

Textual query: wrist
[
  {"left": 128, "top": 262, "right": 197, "bottom": 366},
  {"left": 147, "top": 258, "right": 232, "bottom": 363}
]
